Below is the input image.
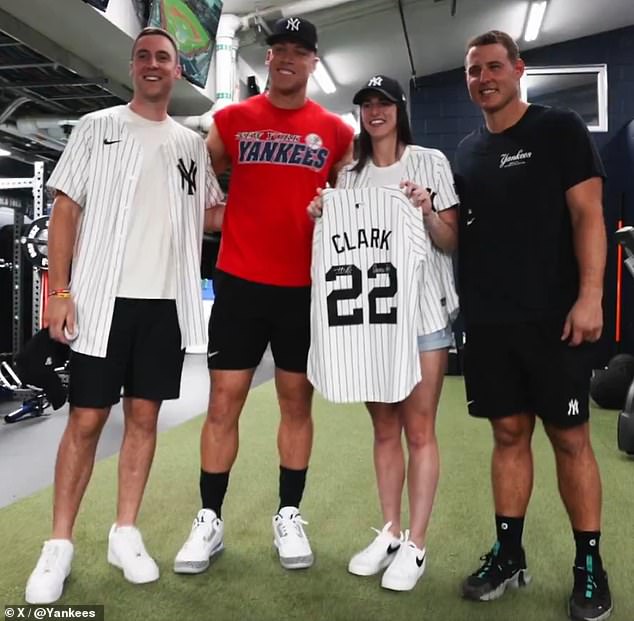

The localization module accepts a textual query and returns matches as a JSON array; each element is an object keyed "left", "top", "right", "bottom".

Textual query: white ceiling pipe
[
  {"left": 15, "top": 117, "right": 79, "bottom": 134},
  {"left": 0, "top": 123, "right": 66, "bottom": 151},
  {"left": 0, "top": 97, "right": 31, "bottom": 126},
  {"left": 173, "top": 114, "right": 212, "bottom": 134},
  {"left": 213, "top": 13, "right": 242, "bottom": 114},
  {"left": 167, "top": 14, "right": 244, "bottom": 129}
]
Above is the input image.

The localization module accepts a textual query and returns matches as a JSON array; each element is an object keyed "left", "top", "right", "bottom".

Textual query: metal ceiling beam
[
  {"left": 0, "top": 78, "right": 108, "bottom": 89},
  {"left": 397, "top": 0, "right": 417, "bottom": 82},
  {"left": 0, "top": 8, "right": 131, "bottom": 102},
  {"left": 6, "top": 148, "right": 56, "bottom": 164},
  {"left": 0, "top": 62, "right": 58, "bottom": 70},
  {"left": 47, "top": 93, "right": 117, "bottom": 102},
  {"left": 10, "top": 89, "right": 69, "bottom": 112},
  {"left": 0, "top": 95, "right": 29, "bottom": 124},
  {"left": 0, "top": 75, "right": 71, "bottom": 113}
]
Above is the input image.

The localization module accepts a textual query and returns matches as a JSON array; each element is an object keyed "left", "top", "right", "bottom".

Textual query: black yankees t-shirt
[{"left": 454, "top": 104, "right": 605, "bottom": 326}]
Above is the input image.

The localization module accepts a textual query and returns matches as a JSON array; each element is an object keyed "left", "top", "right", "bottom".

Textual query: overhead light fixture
[
  {"left": 341, "top": 112, "right": 359, "bottom": 134},
  {"left": 0, "top": 148, "right": 11, "bottom": 157},
  {"left": 312, "top": 60, "right": 336, "bottom": 94},
  {"left": 524, "top": 1, "right": 548, "bottom": 42}
]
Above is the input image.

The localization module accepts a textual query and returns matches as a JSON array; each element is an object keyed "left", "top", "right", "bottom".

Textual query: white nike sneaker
[
  {"left": 272, "top": 506, "right": 314, "bottom": 569},
  {"left": 25, "top": 539, "right": 74, "bottom": 604},
  {"left": 174, "top": 509, "right": 224, "bottom": 574},
  {"left": 107, "top": 524, "right": 159, "bottom": 584},
  {"left": 380, "top": 530, "right": 427, "bottom": 591},
  {"left": 348, "top": 522, "right": 401, "bottom": 576}
]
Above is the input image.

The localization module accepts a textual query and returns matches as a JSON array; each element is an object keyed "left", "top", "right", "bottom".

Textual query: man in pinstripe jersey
[{"left": 24, "top": 28, "right": 222, "bottom": 604}]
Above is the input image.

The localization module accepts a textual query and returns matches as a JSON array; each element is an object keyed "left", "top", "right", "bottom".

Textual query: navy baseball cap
[
  {"left": 266, "top": 17, "right": 318, "bottom": 52},
  {"left": 353, "top": 75, "right": 407, "bottom": 106}
]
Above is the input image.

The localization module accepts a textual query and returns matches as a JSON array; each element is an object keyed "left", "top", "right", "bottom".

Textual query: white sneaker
[
  {"left": 174, "top": 509, "right": 224, "bottom": 574},
  {"left": 348, "top": 522, "right": 401, "bottom": 576},
  {"left": 272, "top": 506, "right": 314, "bottom": 569},
  {"left": 107, "top": 524, "right": 159, "bottom": 584},
  {"left": 380, "top": 530, "right": 427, "bottom": 591},
  {"left": 25, "top": 539, "right": 74, "bottom": 604}
]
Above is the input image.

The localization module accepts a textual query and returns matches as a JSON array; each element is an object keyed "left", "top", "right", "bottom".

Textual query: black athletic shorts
[
  {"left": 463, "top": 319, "right": 597, "bottom": 427},
  {"left": 68, "top": 298, "right": 185, "bottom": 409},
  {"left": 208, "top": 270, "right": 311, "bottom": 373}
]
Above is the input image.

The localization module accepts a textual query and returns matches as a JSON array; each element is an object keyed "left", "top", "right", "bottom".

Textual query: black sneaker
[
  {"left": 462, "top": 542, "right": 531, "bottom": 601},
  {"left": 568, "top": 560, "right": 612, "bottom": 621}
]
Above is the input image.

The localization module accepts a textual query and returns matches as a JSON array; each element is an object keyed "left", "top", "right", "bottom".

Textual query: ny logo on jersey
[
  {"left": 368, "top": 76, "right": 383, "bottom": 87},
  {"left": 286, "top": 18, "right": 301, "bottom": 31},
  {"left": 177, "top": 158, "right": 197, "bottom": 195},
  {"left": 567, "top": 398, "right": 580, "bottom": 416}
]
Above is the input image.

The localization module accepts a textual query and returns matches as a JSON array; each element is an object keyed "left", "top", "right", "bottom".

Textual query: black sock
[
  {"left": 495, "top": 514, "right": 525, "bottom": 557},
  {"left": 199, "top": 470, "right": 229, "bottom": 519},
  {"left": 574, "top": 530, "right": 603, "bottom": 572},
  {"left": 278, "top": 466, "right": 307, "bottom": 512}
]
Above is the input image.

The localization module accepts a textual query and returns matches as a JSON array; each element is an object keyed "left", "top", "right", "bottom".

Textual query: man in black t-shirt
[{"left": 454, "top": 30, "right": 612, "bottom": 621}]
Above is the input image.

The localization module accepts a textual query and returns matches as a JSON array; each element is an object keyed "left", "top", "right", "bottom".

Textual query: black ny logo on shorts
[{"left": 178, "top": 158, "right": 197, "bottom": 195}]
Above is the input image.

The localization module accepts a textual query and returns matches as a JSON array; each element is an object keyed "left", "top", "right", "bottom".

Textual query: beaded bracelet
[{"left": 48, "top": 289, "right": 71, "bottom": 299}]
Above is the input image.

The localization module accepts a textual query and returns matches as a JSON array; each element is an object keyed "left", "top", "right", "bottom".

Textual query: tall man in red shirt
[{"left": 174, "top": 17, "right": 354, "bottom": 573}]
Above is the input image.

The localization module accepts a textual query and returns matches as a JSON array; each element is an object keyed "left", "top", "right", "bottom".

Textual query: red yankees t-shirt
[{"left": 214, "top": 94, "right": 353, "bottom": 286}]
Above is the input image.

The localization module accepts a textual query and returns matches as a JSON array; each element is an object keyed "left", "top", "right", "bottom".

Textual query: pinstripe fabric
[
  {"left": 337, "top": 146, "right": 459, "bottom": 335},
  {"left": 47, "top": 105, "right": 222, "bottom": 357},
  {"left": 308, "top": 187, "right": 426, "bottom": 403}
]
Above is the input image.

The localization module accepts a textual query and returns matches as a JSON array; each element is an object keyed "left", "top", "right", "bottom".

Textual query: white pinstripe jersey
[
  {"left": 47, "top": 105, "right": 223, "bottom": 357},
  {"left": 337, "top": 146, "right": 459, "bottom": 335},
  {"left": 308, "top": 187, "right": 426, "bottom": 403}
]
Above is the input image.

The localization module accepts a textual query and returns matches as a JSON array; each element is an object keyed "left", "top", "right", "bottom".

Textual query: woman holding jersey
[{"left": 308, "top": 74, "right": 458, "bottom": 592}]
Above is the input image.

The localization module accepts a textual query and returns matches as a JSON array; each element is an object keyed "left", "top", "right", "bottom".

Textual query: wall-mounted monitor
[
  {"left": 520, "top": 64, "right": 608, "bottom": 132},
  {"left": 82, "top": 0, "right": 110, "bottom": 10},
  {"left": 148, "top": 0, "right": 223, "bottom": 88}
]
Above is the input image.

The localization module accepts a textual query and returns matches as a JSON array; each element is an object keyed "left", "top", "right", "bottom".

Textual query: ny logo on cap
[
  {"left": 368, "top": 76, "right": 383, "bottom": 87},
  {"left": 286, "top": 17, "right": 301, "bottom": 31}
]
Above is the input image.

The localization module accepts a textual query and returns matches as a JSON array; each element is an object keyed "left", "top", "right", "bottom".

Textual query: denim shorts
[{"left": 417, "top": 324, "right": 453, "bottom": 352}]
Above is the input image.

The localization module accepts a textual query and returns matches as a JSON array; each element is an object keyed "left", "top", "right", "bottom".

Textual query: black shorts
[
  {"left": 463, "top": 319, "right": 596, "bottom": 427},
  {"left": 68, "top": 298, "right": 185, "bottom": 409},
  {"left": 208, "top": 270, "right": 311, "bottom": 373}
]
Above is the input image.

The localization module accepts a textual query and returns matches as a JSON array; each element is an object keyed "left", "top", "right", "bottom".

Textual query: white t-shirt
[
  {"left": 367, "top": 147, "right": 408, "bottom": 187},
  {"left": 117, "top": 105, "right": 175, "bottom": 299}
]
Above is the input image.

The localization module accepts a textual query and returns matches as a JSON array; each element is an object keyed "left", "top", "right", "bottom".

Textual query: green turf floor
[{"left": 1, "top": 377, "right": 632, "bottom": 621}]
